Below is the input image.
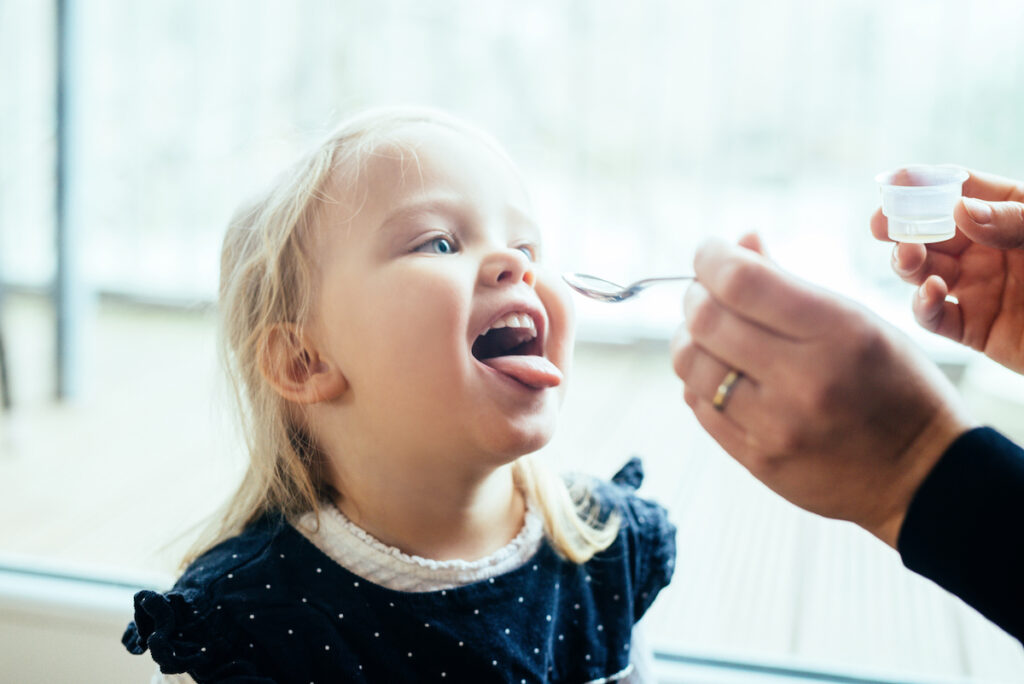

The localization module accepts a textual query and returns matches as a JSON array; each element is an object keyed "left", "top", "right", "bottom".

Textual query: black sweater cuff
[{"left": 898, "top": 427, "right": 1024, "bottom": 643}]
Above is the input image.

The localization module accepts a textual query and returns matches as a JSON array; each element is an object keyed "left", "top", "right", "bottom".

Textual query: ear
[{"left": 258, "top": 324, "right": 348, "bottom": 404}]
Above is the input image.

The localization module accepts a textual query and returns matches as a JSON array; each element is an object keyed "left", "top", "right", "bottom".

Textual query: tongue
[{"left": 481, "top": 355, "right": 563, "bottom": 389}]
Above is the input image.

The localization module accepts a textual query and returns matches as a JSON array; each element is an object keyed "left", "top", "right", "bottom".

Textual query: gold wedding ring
[{"left": 712, "top": 369, "right": 743, "bottom": 412}]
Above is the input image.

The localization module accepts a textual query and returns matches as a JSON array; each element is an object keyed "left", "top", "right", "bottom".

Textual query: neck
[{"left": 330, "top": 455, "right": 526, "bottom": 562}]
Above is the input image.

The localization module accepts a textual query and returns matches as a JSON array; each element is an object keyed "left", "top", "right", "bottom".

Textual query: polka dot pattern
[{"left": 123, "top": 457, "right": 674, "bottom": 683}]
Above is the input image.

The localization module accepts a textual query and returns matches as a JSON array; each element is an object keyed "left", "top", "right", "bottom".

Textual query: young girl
[{"left": 123, "top": 107, "right": 675, "bottom": 683}]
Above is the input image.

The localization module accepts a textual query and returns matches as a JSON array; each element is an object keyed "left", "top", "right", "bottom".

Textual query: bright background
[{"left": 3, "top": 1, "right": 1024, "bottom": 682}]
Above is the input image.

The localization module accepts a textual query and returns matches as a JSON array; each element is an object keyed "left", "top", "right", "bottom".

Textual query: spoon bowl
[{"left": 562, "top": 273, "right": 695, "bottom": 303}]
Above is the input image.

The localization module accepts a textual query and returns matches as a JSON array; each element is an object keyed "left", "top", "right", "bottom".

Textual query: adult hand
[
  {"left": 871, "top": 169, "right": 1024, "bottom": 374},
  {"left": 671, "top": 235, "right": 975, "bottom": 548}
]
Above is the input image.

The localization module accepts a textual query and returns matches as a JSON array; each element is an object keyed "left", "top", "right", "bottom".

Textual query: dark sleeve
[
  {"left": 898, "top": 427, "right": 1024, "bottom": 644},
  {"left": 123, "top": 590, "right": 276, "bottom": 683},
  {"left": 609, "top": 458, "right": 678, "bottom": 622}
]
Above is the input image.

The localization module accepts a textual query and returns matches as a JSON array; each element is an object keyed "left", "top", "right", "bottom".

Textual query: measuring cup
[{"left": 875, "top": 165, "right": 969, "bottom": 243}]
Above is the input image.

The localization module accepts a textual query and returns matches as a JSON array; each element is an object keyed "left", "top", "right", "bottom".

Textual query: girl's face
[{"left": 309, "top": 124, "right": 574, "bottom": 468}]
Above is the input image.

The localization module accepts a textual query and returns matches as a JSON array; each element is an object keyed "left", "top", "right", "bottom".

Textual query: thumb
[
  {"left": 737, "top": 231, "right": 770, "bottom": 258},
  {"left": 956, "top": 197, "right": 1024, "bottom": 249}
]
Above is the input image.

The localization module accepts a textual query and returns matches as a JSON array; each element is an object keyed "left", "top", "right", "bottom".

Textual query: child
[{"left": 123, "top": 107, "right": 676, "bottom": 683}]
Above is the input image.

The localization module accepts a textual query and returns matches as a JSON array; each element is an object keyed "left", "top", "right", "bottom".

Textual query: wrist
[{"left": 866, "top": 404, "right": 976, "bottom": 549}]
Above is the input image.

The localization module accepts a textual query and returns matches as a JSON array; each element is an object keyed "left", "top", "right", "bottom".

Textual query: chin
[{"left": 482, "top": 415, "right": 558, "bottom": 462}]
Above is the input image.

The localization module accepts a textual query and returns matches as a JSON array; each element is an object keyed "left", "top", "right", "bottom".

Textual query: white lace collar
[{"left": 294, "top": 499, "right": 545, "bottom": 593}]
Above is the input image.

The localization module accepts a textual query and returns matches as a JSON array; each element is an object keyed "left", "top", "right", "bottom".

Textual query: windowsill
[
  {"left": 0, "top": 563, "right": 980, "bottom": 684},
  {"left": 651, "top": 647, "right": 979, "bottom": 684}
]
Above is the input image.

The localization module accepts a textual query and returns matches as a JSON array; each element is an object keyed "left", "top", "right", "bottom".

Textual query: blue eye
[
  {"left": 516, "top": 245, "right": 537, "bottom": 261},
  {"left": 416, "top": 237, "right": 457, "bottom": 255}
]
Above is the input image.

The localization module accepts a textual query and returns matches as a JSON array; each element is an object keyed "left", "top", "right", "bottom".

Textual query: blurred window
[{"left": 2, "top": 1, "right": 1024, "bottom": 680}]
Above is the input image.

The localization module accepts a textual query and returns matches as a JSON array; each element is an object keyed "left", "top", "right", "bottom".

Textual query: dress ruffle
[
  {"left": 611, "top": 457, "right": 644, "bottom": 490},
  {"left": 123, "top": 590, "right": 210, "bottom": 674}
]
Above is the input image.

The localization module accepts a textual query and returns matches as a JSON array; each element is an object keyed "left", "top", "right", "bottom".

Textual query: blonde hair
[{"left": 187, "top": 107, "right": 618, "bottom": 567}]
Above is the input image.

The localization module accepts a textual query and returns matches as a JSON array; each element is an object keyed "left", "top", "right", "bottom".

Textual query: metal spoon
[{"left": 562, "top": 273, "right": 696, "bottom": 303}]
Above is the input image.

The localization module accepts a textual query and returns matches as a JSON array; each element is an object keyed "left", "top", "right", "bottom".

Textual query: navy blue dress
[{"left": 123, "top": 459, "right": 676, "bottom": 683}]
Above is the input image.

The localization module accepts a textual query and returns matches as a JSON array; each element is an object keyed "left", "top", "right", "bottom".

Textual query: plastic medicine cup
[{"left": 875, "top": 165, "right": 970, "bottom": 243}]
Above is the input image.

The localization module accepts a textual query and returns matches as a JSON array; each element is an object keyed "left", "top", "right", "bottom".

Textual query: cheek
[
  {"left": 536, "top": 270, "right": 576, "bottom": 372},
  {"left": 356, "top": 273, "right": 468, "bottom": 374}
]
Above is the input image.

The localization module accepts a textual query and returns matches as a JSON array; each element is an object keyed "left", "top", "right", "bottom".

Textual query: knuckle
[
  {"left": 1010, "top": 182, "right": 1024, "bottom": 203},
  {"left": 717, "top": 259, "right": 760, "bottom": 308},
  {"left": 672, "top": 344, "right": 694, "bottom": 379},
  {"left": 1011, "top": 203, "right": 1024, "bottom": 246},
  {"left": 686, "top": 296, "right": 721, "bottom": 339},
  {"left": 1013, "top": 201, "right": 1024, "bottom": 221}
]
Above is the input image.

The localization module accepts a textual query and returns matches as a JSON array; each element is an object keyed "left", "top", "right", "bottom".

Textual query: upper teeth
[{"left": 487, "top": 312, "right": 536, "bottom": 335}]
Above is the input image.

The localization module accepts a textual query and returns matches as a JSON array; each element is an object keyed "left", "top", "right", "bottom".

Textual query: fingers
[
  {"left": 890, "top": 242, "right": 961, "bottom": 287},
  {"left": 691, "top": 238, "right": 840, "bottom": 339},
  {"left": 954, "top": 196, "right": 1024, "bottom": 250},
  {"left": 873, "top": 205, "right": 973, "bottom": 256},
  {"left": 673, "top": 327, "right": 757, "bottom": 416},
  {"left": 682, "top": 280, "right": 800, "bottom": 384},
  {"left": 870, "top": 207, "right": 890, "bottom": 242},
  {"left": 737, "top": 231, "right": 768, "bottom": 256},
  {"left": 873, "top": 169, "right": 1024, "bottom": 244},
  {"left": 684, "top": 386, "right": 756, "bottom": 466},
  {"left": 674, "top": 324, "right": 785, "bottom": 478},
  {"left": 962, "top": 169, "right": 1024, "bottom": 203},
  {"left": 956, "top": 169, "right": 1024, "bottom": 249},
  {"left": 911, "top": 275, "right": 964, "bottom": 343}
]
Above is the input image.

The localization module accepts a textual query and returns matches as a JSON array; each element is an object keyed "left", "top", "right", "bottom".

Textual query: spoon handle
[
  {"left": 629, "top": 276, "right": 696, "bottom": 294},
  {"left": 633, "top": 276, "right": 696, "bottom": 286}
]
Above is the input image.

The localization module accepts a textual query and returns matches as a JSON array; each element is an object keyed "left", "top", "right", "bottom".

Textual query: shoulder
[
  {"left": 574, "top": 457, "right": 677, "bottom": 620},
  {"left": 578, "top": 457, "right": 676, "bottom": 543},
  {"left": 157, "top": 513, "right": 299, "bottom": 611},
  {"left": 122, "top": 514, "right": 316, "bottom": 679}
]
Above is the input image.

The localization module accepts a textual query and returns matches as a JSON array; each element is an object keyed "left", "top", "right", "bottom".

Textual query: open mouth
[
  {"left": 470, "top": 310, "right": 563, "bottom": 390},
  {"left": 471, "top": 312, "right": 541, "bottom": 362}
]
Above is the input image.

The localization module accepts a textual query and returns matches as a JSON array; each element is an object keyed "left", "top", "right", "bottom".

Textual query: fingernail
[
  {"left": 891, "top": 244, "right": 908, "bottom": 274},
  {"left": 963, "top": 197, "right": 993, "bottom": 224}
]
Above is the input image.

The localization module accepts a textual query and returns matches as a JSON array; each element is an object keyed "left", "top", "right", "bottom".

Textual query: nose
[{"left": 479, "top": 247, "right": 536, "bottom": 288}]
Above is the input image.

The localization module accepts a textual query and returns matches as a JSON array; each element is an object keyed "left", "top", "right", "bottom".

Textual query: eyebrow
[
  {"left": 377, "top": 195, "right": 466, "bottom": 233},
  {"left": 507, "top": 204, "right": 541, "bottom": 240},
  {"left": 377, "top": 195, "right": 540, "bottom": 238}
]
